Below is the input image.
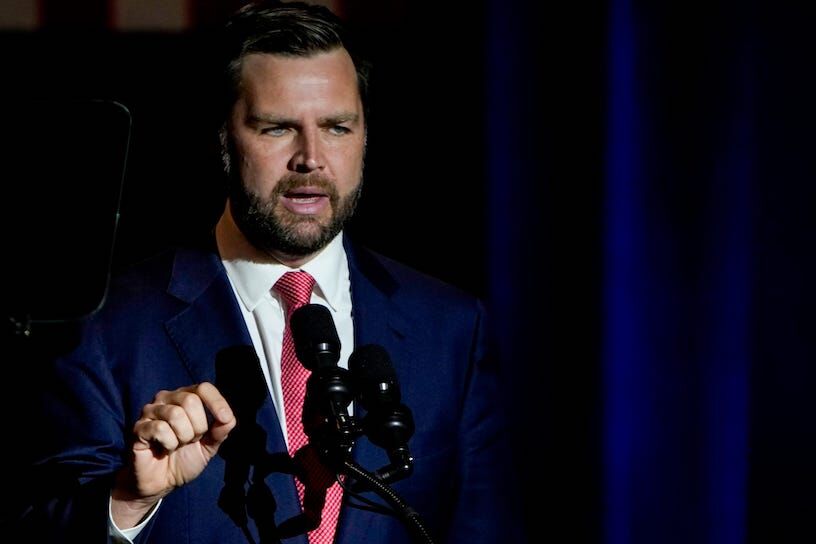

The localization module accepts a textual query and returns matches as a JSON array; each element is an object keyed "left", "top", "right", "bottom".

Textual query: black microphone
[
  {"left": 290, "top": 303, "right": 341, "bottom": 371},
  {"left": 349, "top": 344, "right": 415, "bottom": 483},
  {"left": 290, "top": 304, "right": 360, "bottom": 461}
]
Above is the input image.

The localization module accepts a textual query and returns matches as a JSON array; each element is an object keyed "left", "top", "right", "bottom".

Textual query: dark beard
[{"left": 229, "top": 172, "right": 362, "bottom": 258}]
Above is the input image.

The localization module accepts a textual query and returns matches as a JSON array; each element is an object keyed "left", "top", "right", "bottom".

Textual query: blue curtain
[{"left": 487, "top": 1, "right": 816, "bottom": 542}]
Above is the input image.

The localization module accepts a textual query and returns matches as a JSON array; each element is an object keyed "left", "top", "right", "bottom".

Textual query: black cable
[
  {"left": 341, "top": 460, "right": 436, "bottom": 544},
  {"left": 337, "top": 474, "right": 397, "bottom": 517}
]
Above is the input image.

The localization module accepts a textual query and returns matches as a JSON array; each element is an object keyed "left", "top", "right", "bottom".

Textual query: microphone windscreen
[
  {"left": 290, "top": 303, "right": 341, "bottom": 370},
  {"left": 349, "top": 344, "right": 400, "bottom": 407}
]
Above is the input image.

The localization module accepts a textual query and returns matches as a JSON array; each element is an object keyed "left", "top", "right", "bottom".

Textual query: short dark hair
[{"left": 221, "top": 1, "right": 370, "bottom": 122}]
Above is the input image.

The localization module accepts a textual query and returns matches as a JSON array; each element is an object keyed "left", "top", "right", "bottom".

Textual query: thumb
[{"left": 202, "top": 405, "right": 236, "bottom": 453}]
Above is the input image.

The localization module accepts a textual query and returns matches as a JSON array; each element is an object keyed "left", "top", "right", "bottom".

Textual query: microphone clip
[{"left": 302, "top": 367, "right": 363, "bottom": 468}]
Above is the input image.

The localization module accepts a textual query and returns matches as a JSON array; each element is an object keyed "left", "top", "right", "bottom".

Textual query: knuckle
[
  {"left": 195, "top": 382, "right": 214, "bottom": 396},
  {"left": 134, "top": 417, "right": 150, "bottom": 427},
  {"left": 151, "top": 419, "right": 169, "bottom": 433},
  {"left": 153, "top": 389, "right": 171, "bottom": 401},
  {"left": 140, "top": 403, "right": 159, "bottom": 418},
  {"left": 136, "top": 418, "right": 164, "bottom": 439},
  {"left": 163, "top": 404, "right": 187, "bottom": 424},
  {"left": 179, "top": 393, "right": 202, "bottom": 412}
]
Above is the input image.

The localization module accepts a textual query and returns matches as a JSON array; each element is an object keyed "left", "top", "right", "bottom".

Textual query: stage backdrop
[{"left": 487, "top": 1, "right": 816, "bottom": 543}]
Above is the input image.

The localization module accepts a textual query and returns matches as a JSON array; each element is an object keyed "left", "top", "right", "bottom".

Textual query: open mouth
[
  {"left": 281, "top": 187, "right": 330, "bottom": 215},
  {"left": 286, "top": 192, "right": 325, "bottom": 202}
]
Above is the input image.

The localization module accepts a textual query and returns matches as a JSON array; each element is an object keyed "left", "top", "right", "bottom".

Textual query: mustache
[{"left": 273, "top": 173, "right": 338, "bottom": 198}]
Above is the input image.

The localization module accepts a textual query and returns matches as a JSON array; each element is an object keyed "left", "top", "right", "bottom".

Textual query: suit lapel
[
  {"left": 161, "top": 244, "right": 307, "bottom": 534},
  {"left": 343, "top": 235, "right": 409, "bottom": 378},
  {"left": 339, "top": 237, "right": 417, "bottom": 542},
  {"left": 163, "top": 245, "right": 252, "bottom": 383}
]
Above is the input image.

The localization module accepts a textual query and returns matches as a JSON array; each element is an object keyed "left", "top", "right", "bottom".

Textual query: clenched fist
[{"left": 111, "top": 382, "right": 236, "bottom": 529}]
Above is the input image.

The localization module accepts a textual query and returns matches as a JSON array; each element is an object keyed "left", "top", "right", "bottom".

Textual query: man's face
[{"left": 226, "top": 48, "right": 366, "bottom": 259}]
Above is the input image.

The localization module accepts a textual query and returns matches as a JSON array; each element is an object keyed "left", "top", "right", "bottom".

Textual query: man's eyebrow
[
  {"left": 318, "top": 112, "right": 360, "bottom": 125},
  {"left": 247, "top": 114, "right": 295, "bottom": 126}
]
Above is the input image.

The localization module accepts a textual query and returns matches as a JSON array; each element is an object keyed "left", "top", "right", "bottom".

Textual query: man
[{"left": 22, "top": 2, "right": 521, "bottom": 542}]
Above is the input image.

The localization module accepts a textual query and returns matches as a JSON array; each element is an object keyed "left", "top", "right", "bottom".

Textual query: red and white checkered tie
[{"left": 275, "top": 271, "right": 343, "bottom": 543}]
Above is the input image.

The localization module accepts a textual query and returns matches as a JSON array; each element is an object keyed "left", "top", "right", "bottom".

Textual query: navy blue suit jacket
[{"left": 26, "top": 236, "right": 522, "bottom": 543}]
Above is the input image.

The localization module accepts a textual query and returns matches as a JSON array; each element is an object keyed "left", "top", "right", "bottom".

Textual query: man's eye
[
  {"left": 261, "top": 127, "right": 287, "bottom": 136},
  {"left": 329, "top": 125, "right": 351, "bottom": 135}
]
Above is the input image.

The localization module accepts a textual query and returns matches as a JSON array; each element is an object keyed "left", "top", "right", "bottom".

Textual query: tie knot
[{"left": 274, "top": 271, "right": 316, "bottom": 314}]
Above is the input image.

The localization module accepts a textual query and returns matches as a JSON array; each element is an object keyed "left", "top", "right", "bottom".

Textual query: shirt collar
[{"left": 219, "top": 230, "right": 347, "bottom": 313}]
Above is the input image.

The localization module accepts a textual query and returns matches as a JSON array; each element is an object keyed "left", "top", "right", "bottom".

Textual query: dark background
[
  {"left": 0, "top": 1, "right": 492, "bottom": 297},
  {"left": 2, "top": 1, "right": 815, "bottom": 542}
]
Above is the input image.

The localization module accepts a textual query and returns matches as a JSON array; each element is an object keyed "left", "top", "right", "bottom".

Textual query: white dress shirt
[{"left": 220, "top": 231, "right": 355, "bottom": 444}]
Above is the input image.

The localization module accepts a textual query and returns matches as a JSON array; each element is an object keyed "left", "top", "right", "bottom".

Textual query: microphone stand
[{"left": 305, "top": 393, "right": 435, "bottom": 544}]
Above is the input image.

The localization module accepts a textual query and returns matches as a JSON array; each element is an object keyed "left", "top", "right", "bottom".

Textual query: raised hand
[{"left": 111, "top": 382, "right": 236, "bottom": 529}]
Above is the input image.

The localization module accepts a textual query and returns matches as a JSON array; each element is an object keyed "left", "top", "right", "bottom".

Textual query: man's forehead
[
  {"left": 236, "top": 50, "right": 359, "bottom": 98},
  {"left": 238, "top": 48, "right": 354, "bottom": 77}
]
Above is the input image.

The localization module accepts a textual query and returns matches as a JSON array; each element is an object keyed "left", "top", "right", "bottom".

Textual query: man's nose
[{"left": 289, "top": 128, "right": 323, "bottom": 173}]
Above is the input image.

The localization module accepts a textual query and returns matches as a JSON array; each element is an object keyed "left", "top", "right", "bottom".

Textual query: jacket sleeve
[
  {"left": 11, "top": 319, "right": 137, "bottom": 543},
  {"left": 445, "top": 301, "right": 528, "bottom": 543}
]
